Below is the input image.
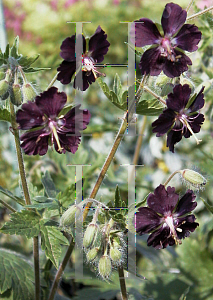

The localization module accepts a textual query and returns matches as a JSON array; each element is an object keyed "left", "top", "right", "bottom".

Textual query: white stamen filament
[
  {"left": 165, "top": 216, "right": 182, "bottom": 245},
  {"left": 181, "top": 117, "right": 202, "bottom": 145},
  {"left": 51, "top": 125, "right": 63, "bottom": 153}
]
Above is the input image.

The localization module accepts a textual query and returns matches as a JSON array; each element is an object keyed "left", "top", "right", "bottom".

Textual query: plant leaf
[
  {"left": 200, "top": 197, "right": 213, "bottom": 214},
  {"left": 0, "top": 210, "right": 41, "bottom": 238},
  {"left": 40, "top": 225, "right": 69, "bottom": 268},
  {"left": 10, "top": 36, "right": 20, "bottom": 59},
  {"left": 0, "top": 186, "right": 25, "bottom": 206},
  {"left": 0, "top": 108, "right": 11, "bottom": 122},
  {"left": 0, "top": 249, "right": 34, "bottom": 300},
  {"left": 18, "top": 54, "right": 40, "bottom": 68},
  {"left": 136, "top": 99, "right": 164, "bottom": 116},
  {"left": 41, "top": 171, "right": 58, "bottom": 198}
]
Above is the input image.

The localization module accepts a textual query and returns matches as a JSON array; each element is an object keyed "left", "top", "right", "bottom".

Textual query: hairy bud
[
  {"left": 60, "top": 205, "right": 81, "bottom": 227},
  {"left": 83, "top": 223, "right": 100, "bottom": 249},
  {"left": 86, "top": 247, "right": 99, "bottom": 262},
  {"left": 22, "top": 83, "right": 37, "bottom": 102},
  {"left": 109, "top": 247, "right": 122, "bottom": 263},
  {"left": 11, "top": 83, "right": 22, "bottom": 106},
  {"left": 180, "top": 169, "right": 207, "bottom": 189},
  {"left": 98, "top": 255, "right": 111, "bottom": 279}
]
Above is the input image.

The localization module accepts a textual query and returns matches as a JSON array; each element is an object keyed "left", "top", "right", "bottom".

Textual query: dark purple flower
[
  {"left": 135, "top": 184, "right": 199, "bottom": 249},
  {"left": 130, "top": 3, "right": 201, "bottom": 77},
  {"left": 152, "top": 84, "right": 205, "bottom": 152},
  {"left": 57, "top": 26, "right": 110, "bottom": 91},
  {"left": 16, "top": 87, "right": 91, "bottom": 155}
]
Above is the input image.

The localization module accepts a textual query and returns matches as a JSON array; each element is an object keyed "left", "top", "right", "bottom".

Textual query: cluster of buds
[
  {"left": 83, "top": 216, "right": 125, "bottom": 280},
  {"left": 0, "top": 66, "right": 37, "bottom": 106}
]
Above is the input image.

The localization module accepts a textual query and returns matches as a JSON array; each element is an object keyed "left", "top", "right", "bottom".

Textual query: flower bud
[
  {"left": 11, "top": 83, "right": 23, "bottom": 106},
  {"left": 86, "top": 247, "right": 99, "bottom": 262},
  {"left": 0, "top": 69, "right": 11, "bottom": 98},
  {"left": 60, "top": 205, "right": 81, "bottom": 227},
  {"left": 180, "top": 169, "right": 207, "bottom": 189},
  {"left": 22, "top": 82, "right": 37, "bottom": 102},
  {"left": 83, "top": 223, "right": 100, "bottom": 249},
  {"left": 110, "top": 247, "right": 122, "bottom": 263},
  {"left": 0, "top": 79, "right": 9, "bottom": 98},
  {"left": 98, "top": 255, "right": 111, "bottom": 279}
]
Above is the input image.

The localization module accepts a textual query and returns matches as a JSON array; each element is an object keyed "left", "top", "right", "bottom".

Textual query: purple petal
[
  {"left": 89, "top": 26, "right": 110, "bottom": 63},
  {"left": 60, "top": 34, "right": 86, "bottom": 62},
  {"left": 173, "top": 24, "right": 202, "bottom": 52},
  {"left": 152, "top": 108, "right": 176, "bottom": 136},
  {"left": 163, "top": 49, "right": 192, "bottom": 78},
  {"left": 175, "top": 190, "right": 197, "bottom": 216},
  {"left": 54, "top": 133, "right": 81, "bottom": 154},
  {"left": 147, "top": 184, "right": 179, "bottom": 215},
  {"left": 139, "top": 47, "right": 164, "bottom": 76},
  {"left": 176, "top": 215, "right": 199, "bottom": 239},
  {"left": 183, "top": 113, "right": 204, "bottom": 138},
  {"left": 188, "top": 86, "right": 205, "bottom": 112},
  {"left": 57, "top": 61, "right": 76, "bottom": 85},
  {"left": 35, "top": 87, "right": 67, "bottom": 117},
  {"left": 130, "top": 18, "right": 161, "bottom": 47},
  {"left": 60, "top": 35, "right": 76, "bottom": 61},
  {"left": 147, "top": 227, "right": 175, "bottom": 249},
  {"left": 63, "top": 105, "right": 91, "bottom": 131},
  {"left": 135, "top": 207, "right": 162, "bottom": 234},
  {"left": 166, "top": 84, "right": 191, "bottom": 112},
  {"left": 161, "top": 3, "right": 187, "bottom": 36},
  {"left": 73, "top": 71, "right": 96, "bottom": 91},
  {"left": 20, "top": 129, "right": 49, "bottom": 156},
  {"left": 167, "top": 129, "right": 182, "bottom": 153},
  {"left": 16, "top": 102, "right": 44, "bottom": 130}
]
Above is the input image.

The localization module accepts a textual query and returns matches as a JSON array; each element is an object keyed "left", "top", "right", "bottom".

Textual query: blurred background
[{"left": 0, "top": 0, "right": 213, "bottom": 299}]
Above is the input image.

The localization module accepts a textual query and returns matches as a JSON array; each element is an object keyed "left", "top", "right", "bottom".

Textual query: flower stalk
[
  {"left": 186, "top": 6, "right": 213, "bottom": 21},
  {"left": 9, "top": 100, "right": 40, "bottom": 300}
]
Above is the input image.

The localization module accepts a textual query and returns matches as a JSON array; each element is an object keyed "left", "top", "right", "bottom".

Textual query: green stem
[
  {"left": 186, "top": 5, "right": 213, "bottom": 21},
  {"left": 129, "top": 115, "right": 147, "bottom": 182},
  {"left": 47, "top": 238, "right": 74, "bottom": 300},
  {"left": 186, "top": 0, "right": 194, "bottom": 12},
  {"left": 118, "top": 266, "right": 128, "bottom": 300},
  {"left": 9, "top": 100, "right": 40, "bottom": 300},
  {"left": 47, "top": 72, "right": 59, "bottom": 90},
  {"left": 0, "top": 198, "right": 17, "bottom": 212},
  {"left": 143, "top": 86, "right": 166, "bottom": 105},
  {"left": 164, "top": 170, "right": 181, "bottom": 187}
]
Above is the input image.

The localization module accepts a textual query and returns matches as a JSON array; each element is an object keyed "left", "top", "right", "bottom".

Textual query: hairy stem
[
  {"left": 164, "top": 170, "right": 180, "bottom": 187},
  {"left": 186, "top": 0, "right": 194, "bottom": 12},
  {"left": 0, "top": 198, "right": 17, "bottom": 212},
  {"left": 129, "top": 116, "right": 147, "bottom": 182},
  {"left": 47, "top": 72, "right": 59, "bottom": 89},
  {"left": 187, "top": 5, "right": 213, "bottom": 21},
  {"left": 143, "top": 86, "right": 166, "bottom": 105},
  {"left": 118, "top": 266, "right": 128, "bottom": 300},
  {"left": 9, "top": 101, "right": 40, "bottom": 300},
  {"left": 47, "top": 239, "right": 74, "bottom": 300}
]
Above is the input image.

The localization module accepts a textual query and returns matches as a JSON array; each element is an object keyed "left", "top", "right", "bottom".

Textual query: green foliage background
[{"left": 0, "top": 0, "right": 213, "bottom": 299}]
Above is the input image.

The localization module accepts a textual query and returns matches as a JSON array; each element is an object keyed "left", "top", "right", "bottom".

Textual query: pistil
[{"left": 181, "top": 117, "right": 202, "bottom": 145}]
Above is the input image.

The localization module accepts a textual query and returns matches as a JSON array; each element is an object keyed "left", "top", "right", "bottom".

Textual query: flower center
[
  {"left": 159, "top": 37, "right": 177, "bottom": 62},
  {"left": 164, "top": 215, "right": 182, "bottom": 245},
  {"left": 48, "top": 120, "right": 64, "bottom": 153},
  {"left": 82, "top": 54, "right": 106, "bottom": 79}
]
